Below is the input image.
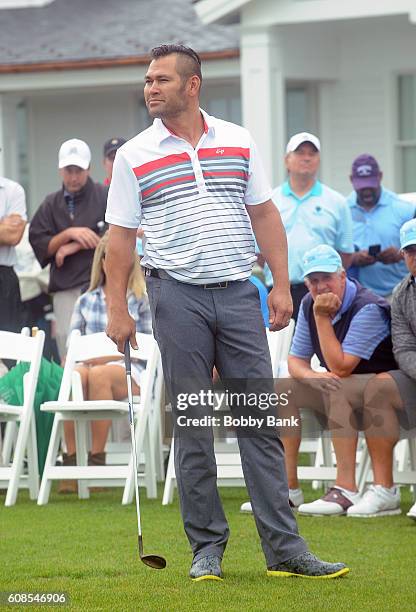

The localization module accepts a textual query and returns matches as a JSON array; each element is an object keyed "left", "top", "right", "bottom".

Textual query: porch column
[{"left": 240, "top": 27, "right": 285, "bottom": 187}]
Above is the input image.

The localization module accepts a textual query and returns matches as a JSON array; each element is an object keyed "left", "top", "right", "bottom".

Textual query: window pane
[
  {"left": 398, "top": 75, "right": 416, "bottom": 141},
  {"left": 401, "top": 147, "right": 416, "bottom": 192},
  {"left": 286, "top": 88, "right": 307, "bottom": 141}
]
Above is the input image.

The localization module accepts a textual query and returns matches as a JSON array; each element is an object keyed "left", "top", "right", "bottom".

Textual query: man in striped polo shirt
[{"left": 105, "top": 44, "right": 347, "bottom": 581}]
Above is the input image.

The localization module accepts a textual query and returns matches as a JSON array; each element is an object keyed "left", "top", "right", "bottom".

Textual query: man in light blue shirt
[
  {"left": 264, "top": 132, "right": 354, "bottom": 319},
  {"left": 347, "top": 154, "right": 416, "bottom": 298}
]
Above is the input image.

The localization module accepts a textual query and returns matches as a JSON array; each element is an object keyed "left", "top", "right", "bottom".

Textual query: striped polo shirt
[{"left": 105, "top": 110, "right": 271, "bottom": 284}]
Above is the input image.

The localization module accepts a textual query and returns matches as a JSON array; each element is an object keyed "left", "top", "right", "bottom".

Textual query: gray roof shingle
[{"left": 0, "top": 0, "right": 239, "bottom": 67}]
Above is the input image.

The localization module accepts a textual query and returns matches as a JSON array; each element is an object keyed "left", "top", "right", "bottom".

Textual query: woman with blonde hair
[{"left": 59, "top": 231, "right": 152, "bottom": 493}]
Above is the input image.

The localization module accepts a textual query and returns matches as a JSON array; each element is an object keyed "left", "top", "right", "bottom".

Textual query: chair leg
[
  {"left": 38, "top": 417, "right": 63, "bottom": 505},
  {"left": 2, "top": 422, "right": 17, "bottom": 465},
  {"left": 74, "top": 420, "right": 89, "bottom": 499},
  {"left": 143, "top": 423, "right": 157, "bottom": 499},
  {"left": 27, "top": 420, "right": 40, "bottom": 500},
  {"left": 5, "top": 399, "right": 37, "bottom": 506},
  {"left": 162, "top": 439, "right": 175, "bottom": 505}
]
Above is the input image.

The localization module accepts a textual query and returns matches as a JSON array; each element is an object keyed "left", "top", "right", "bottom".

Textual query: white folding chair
[
  {"left": 37, "top": 330, "right": 162, "bottom": 505},
  {"left": 0, "top": 328, "right": 45, "bottom": 506},
  {"left": 162, "top": 322, "right": 296, "bottom": 504}
]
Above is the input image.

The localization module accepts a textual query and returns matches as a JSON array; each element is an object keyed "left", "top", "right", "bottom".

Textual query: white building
[
  {"left": 2, "top": 0, "right": 416, "bottom": 215},
  {"left": 0, "top": 0, "right": 241, "bottom": 215},
  {"left": 196, "top": 0, "right": 416, "bottom": 194}
]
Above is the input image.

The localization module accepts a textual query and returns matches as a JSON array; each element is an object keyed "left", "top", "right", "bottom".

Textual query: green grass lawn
[{"left": 1, "top": 484, "right": 415, "bottom": 612}]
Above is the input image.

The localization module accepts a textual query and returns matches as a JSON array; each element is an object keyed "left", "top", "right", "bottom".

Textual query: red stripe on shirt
[
  {"left": 141, "top": 174, "right": 195, "bottom": 198},
  {"left": 203, "top": 171, "right": 248, "bottom": 179},
  {"left": 198, "top": 147, "right": 250, "bottom": 160},
  {"left": 133, "top": 152, "right": 190, "bottom": 178}
]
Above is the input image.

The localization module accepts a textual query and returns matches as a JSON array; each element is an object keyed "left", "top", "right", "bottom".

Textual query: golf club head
[{"left": 141, "top": 554, "right": 167, "bottom": 570}]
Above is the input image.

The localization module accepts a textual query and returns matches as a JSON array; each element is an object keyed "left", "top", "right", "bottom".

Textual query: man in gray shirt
[{"left": 354, "top": 218, "right": 416, "bottom": 519}]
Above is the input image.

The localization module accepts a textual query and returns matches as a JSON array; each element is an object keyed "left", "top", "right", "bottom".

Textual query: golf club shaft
[{"left": 125, "top": 341, "right": 143, "bottom": 541}]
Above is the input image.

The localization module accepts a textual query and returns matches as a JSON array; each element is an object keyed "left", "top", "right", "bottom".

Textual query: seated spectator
[
  {"left": 59, "top": 231, "right": 151, "bottom": 493},
  {"left": 282, "top": 245, "right": 399, "bottom": 517},
  {"left": 359, "top": 219, "right": 416, "bottom": 520},
  {"left": 347, "top": 154, "right": 416, "bottom": 299}
]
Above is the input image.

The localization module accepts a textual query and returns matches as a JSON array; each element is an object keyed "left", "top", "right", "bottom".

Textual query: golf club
[{"left": 125, "top": 340, "right": 167, "bottom": 570}]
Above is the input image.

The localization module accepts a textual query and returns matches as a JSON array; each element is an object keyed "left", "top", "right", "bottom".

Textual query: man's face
[
  {"left": 305, "top": 270, "right": 346, "bottom": 303},
  {"left": 355, "top": 185, "right": 382, "bottom": 208},
  {"left": 144, "top": 55, "right": 189, "bottom": 120},
  {"left": 402, "top": 245, "right": 416, "bottom": 277},
  {"left": 285, "top": 142, "right": 320, "bottom": 180},
  {"left": 60, "top": 165, "right": 90, "bottom": 193}
]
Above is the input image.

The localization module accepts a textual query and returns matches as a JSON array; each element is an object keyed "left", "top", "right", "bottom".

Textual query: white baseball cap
[
  {"left": 58, "top": 138, "right": 91, "bottom": 170},
  {"left": 286, "top": 132, "right": 321, "bottom": 154}
]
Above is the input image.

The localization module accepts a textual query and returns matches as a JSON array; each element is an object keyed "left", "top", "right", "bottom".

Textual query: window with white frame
[{"left": 398, "top": 75, "right": 416, "bottom": 192}]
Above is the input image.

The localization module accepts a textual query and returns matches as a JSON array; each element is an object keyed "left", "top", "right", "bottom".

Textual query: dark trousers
[
  {"left": 0, "top": 266, "right": 23, "bottom": 333},
  {"left": 290, "top": 283, "right": 308, "bottom": 321},
  {"left": 146, "top": 274, "right": 307, "bottom": 566}
]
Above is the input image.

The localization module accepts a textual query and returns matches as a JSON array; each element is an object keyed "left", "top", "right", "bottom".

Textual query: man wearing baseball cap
[
  {"left": 29, "top": 138, "right": 107, "bottom": 358},
  {"left": 347, "top": 153, "right": 416, "bottom": 299},
  {"left": 280, "top": 244, "right": 399, "bottom": 517},
  {"left": 359, "top": 219, "right": 416, "bottom": 520},
  {"left": 102, "top": 137, "right": 127, "bottom": 186},
  {"left": 263, "top": 133, "right": 354, "bottom": 319}
]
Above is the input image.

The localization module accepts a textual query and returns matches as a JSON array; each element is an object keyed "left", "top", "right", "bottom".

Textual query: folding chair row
[
  {"left": 0, "top": 328, "right": 45, "bottom": 506},
  {"left": 38, "top": 330, "right": 163, "bottom": 505}
]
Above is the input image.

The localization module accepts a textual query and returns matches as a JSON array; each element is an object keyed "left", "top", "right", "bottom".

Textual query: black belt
[{"left": 144, "top": 267, "right": 229, "bottom": 290}]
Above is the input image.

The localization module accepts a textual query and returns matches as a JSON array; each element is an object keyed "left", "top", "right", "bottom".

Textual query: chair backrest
[
  {"left": 0, "top": 328, "right": 45, "bottom": 411},
  {"left": 59, "top": 331, "right": 157, "bottom": 401},
  {"left": 266, "top": 319, "right": 295, "bottom": 377}
]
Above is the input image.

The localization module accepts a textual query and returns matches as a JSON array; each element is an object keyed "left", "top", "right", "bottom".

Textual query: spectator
[
  {"left": 59, "top": 231, "right": 151, "bottom": 493},
  {"left": 358, "top": 219, "right": 416, "bottom": 519},
  {"left": 281, "top": 245, "right": 398, "bottom": 516},
  {"left": 264, "top": 133, "right": 354, "bottom": 319},
  {"left": 29, "top": 139, "right": 107, "bottom": 359},
  {"left": 103, "top": 137, "right": 127, "bottom": 186},
  {"left": 347, "top": 154, "right": 416, "bottom": 299},
  {"left": 0, "top": 175, "right": 26, "bottom": 332}
]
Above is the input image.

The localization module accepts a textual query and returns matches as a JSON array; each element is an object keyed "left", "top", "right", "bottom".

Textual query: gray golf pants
[{"left": 146, "top": 274, "right": 307, "bottom": 566}]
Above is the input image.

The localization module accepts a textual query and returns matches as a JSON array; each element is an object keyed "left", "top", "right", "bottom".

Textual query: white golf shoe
[
  {"left": 347, "top": 485, "right": 401, "bottom": 517},
  {"left": 240, "top": 488, "right": 304, "bottom": 513},
  {"left": 297, "top": 487, "right": 361, "bottom": 516},
  {"left": 406, "top": 501, "right": 416, "bottom": 520}
]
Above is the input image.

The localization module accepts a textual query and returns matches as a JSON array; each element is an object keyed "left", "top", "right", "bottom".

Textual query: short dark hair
[{"left": 150, "top": 44, "right": 202, "bottom": 85}]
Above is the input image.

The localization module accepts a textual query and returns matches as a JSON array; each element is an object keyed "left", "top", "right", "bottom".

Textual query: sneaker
[
  {"left": 189, "top": 555, "right": 223, "bottom": 582},
  {"left": 298, "top": 487, "right": 361, "bottom": 516},
  {"left": 347, "top": 485, "right": 401, "bottom": 517},
  {"left": 267, "top": 551, "right": 349, "bottom": 579},
  {"left": 406, "top": 501, "right": 416, "bottom": 520},
  {"left": 240, "top": 488, "right": 304, "bottom": 513}
]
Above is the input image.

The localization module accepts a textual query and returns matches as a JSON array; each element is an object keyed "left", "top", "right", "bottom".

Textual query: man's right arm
[{"left": 105, "top": 224, "right": 138, "bottom": 353}]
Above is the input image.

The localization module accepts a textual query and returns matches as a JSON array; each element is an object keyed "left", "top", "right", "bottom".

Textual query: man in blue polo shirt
[
  {"left": 347, "top": 154, "right": 416, "bottom": 299},
  {"left": 264, "top": 132, "right": 354, "bottom": 319},
  {"left": 282, "top": 245, "right": 398, "bottom": 517}
]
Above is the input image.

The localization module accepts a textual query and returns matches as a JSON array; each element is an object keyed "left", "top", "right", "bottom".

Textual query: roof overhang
[{"left": 196, "top": 0, "right": 416, "bottom": 26}]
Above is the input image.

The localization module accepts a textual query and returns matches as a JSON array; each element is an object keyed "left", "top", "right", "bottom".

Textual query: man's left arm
[{"left": 246, "top": 201, "right": 292, "bottom": 331}]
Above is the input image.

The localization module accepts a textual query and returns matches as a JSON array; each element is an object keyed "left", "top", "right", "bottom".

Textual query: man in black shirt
[{"left": 29, "top": 138, "right": 107, "bottom": 358}]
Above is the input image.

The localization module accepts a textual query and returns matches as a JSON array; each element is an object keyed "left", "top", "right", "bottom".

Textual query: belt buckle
[
  {"left": 144, "top": 268, "right": 152, "bottom": 277},
  {"left": 204, "top": 281, "right": 228, "bottom": 290}
]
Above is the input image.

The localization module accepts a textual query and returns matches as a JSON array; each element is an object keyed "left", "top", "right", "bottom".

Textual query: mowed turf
[{"left": 1, "top": 485, "right": 415, "bottom": 612}]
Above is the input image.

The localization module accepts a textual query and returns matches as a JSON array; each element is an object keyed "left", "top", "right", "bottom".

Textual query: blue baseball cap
[
  {"left": 302, "top": 245, "right": 342, "bottom": 278},
  {"left": 400, "top": 219, "right": 416, "bottom": 249}
]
